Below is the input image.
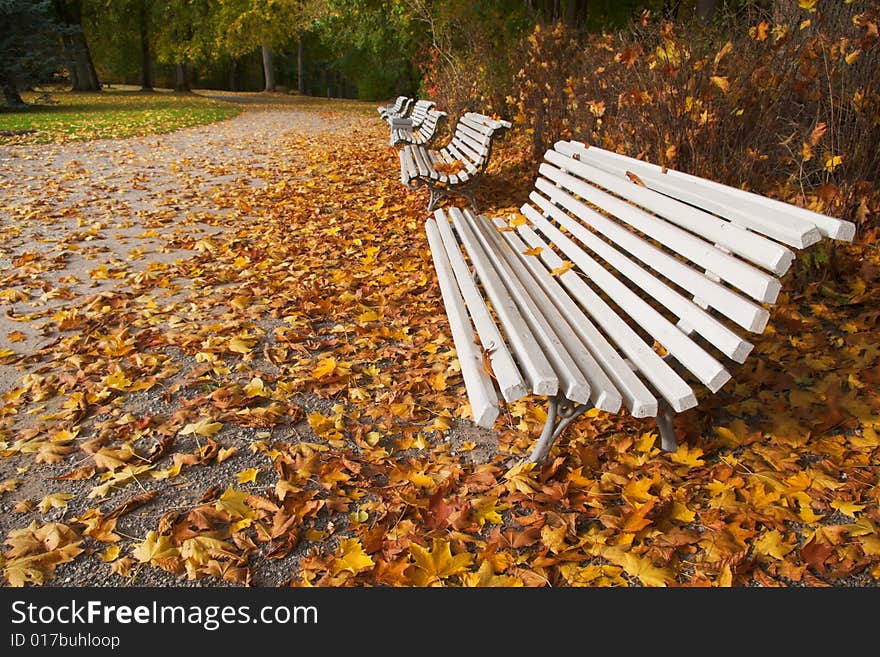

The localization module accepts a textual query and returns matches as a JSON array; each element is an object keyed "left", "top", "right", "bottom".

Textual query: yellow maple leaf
[
  {"left": 312, "top": 357, "right": 337, "bottom": 379},
  {"left": 550, "top": 261, "right": 574, "bottom": 277},
  {"left": 100, "top": 545, "right": 121, "bottom": 563},
  {"left": 331, "top": 538, "right": 374, "bottom": 575},
  {"left": 214, "top": 487, "right": 255, "bottom": 520},
  {"left": 472, "top": 496, "right": 505, "bottom": 526},
  {"left": 824, "top": 154, "right": 843, "bottom": 172},
  {"left": 179, "top": 418, "right": 223, "bottom": 437},
  {"left": 38, "top": 492, "right": 72, "bottom": 514},
  {"left": 622, "top": 477, "right": 656, "bottom": 504},
  {"left": 461, "top": 560, "right": 523, "bottom": 587},
  {"left": 430, "top": 371, "right": 447, "bottom": 391},
  {"left": 541, "top": 524, "right": 569, "bottom": 554},
  {"left": 132, "top": 531, "right": 179, "bottom": 564},
  {"left": 753, "top": 529, "right": 795, "bottom": 560},
  {"left": 243, "top": 377, "right": 267, "bottom": 397},
  {"left": 522, "top": 247, "right": 543, "bottom": 257},
  {"left": 669, "top": 502, "right": 696, "bottom": 522},
  {"left": 670, "top": 444, "right": 705, "bottom": 467},
  {"left": 710, "top": 76, "right": 730, "bottom": 93},
  {"left": 103, "top": 369, "right": 132, "bottom": 391},
  {"left": 409, "top": 539, "right": 474, "bottom": 585},
  {"left": 228, "top": 336, "right": 256, "bottom": 354},
  {"left": 236, "top": 468, "right": 259, "bottom": 484},
  {"left": 799, "top": 0, "right": 817, "bottom": 11},
  {"left": 830, "top": 499, "right": 864, "bottom": 517},
  {"left": 603, "top": 547, "right": 673, "bottom": 587}
]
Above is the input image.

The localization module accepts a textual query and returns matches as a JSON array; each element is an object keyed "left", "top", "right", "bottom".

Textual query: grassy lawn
[{"left": 0, "top": 88, "right": 243, "bottom": 144}]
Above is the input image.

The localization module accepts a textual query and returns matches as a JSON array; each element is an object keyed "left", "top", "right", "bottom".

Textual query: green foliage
[{"left": 0, "top": 0, "right": 64, "bottom": 104}]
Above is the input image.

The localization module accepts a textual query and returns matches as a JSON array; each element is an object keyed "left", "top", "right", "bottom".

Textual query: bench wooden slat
[
  {"left": 454, "top": 131, "right": 490, "bottom": 159},
  {"left": 425, "top": 219, "right": 501, "bottom": 427},
  {"left": 447, "top": 207, "right": 559, "bottom": 397},
  {"left": 527, "top": 190, "right": 754, "bottom": 363},
  {"left": 573, "top": 142, "right": 856, "bottom": 242},
  {"left": 530, "top": 180, "right": 771, "bottom": 334},
  {"left": 543, "top": 149, "right": 795, "bottom": 276},
  {"left": 520, "top": 202, "right": 732, "bottom": 395},
  {"left": 456, "top": 121, "right": 493, "bottom": 147},
  {"left": 484, "top": 217, "right": 624, "bottom": 414},
  {"left": 449, "top": 138, "right": 483, "bottom": 168},
  {"left": 515, "top": 214, "right": 695, "bottom": 413},
  {"left": 557, "top": 142, "right": 829, "bottom": 248},
  {"left": 463, "top": 210, "right": 593, "bottom": 404},
  {"left": 538, "top": 163, "right": 782, "bottom": 305},
  {"left": 433, "top": 211, "right": 528, "bottom": 402}
]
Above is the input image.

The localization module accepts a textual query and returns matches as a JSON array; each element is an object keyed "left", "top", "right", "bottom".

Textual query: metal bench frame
[{"left": 425, "top": 140, "right": 856, "bottom": 463}]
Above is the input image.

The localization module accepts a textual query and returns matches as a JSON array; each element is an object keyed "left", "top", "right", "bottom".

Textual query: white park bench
[
  {"left": 425, "top": 140, "right": 856, "bottom": 463},
  {"left": 378, "top": 96, "right": 412, "bottom": 122},
  {"left": 400, "top": 111, "right": 511, "bottom": 212},
  {"left": 386, "top": 99, "right": 434, "bottom": 127},
  {"left": 391, "top": 107, "right": 447, "bottom": 147}
]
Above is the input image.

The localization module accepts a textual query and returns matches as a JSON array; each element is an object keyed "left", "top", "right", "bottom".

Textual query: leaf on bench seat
[
  {"left": 433, "top": 160, "right": 465, "bottom": 175},
  {"left": 550, "top": 261, "right": 574, "bottom": 277}
]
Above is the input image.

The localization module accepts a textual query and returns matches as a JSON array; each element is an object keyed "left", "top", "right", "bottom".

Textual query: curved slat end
[
  {"left": 532, "top": 379, "right": 559, "bottom": 397},
  {"left": 762, "top": 278, "right": 783, "bottom": 305},
  {"left": 630, "top": 398, "right": 659, "bottom": 418},
  {"left": 670, "top": 392, "right": 698, "bottom": 413},
  {"left": 594, "top": 389, "right": 623, "bottom": 414},
  {"left": 749, "top": 308, "right": 771, "bottom": 334},
  {"left": 772, "top": 250, "right": 795, "bottom": 277},
  {"left": 731, "top": 340, "right": 754, "bottom": 365},
  {"left": 706, "top": 369, "right": 732, "bottom": 394},
  {"left": 473, "top": 405, "right": 500, "bottom": 429},
  {"left": 500, "top": 382, "right": 529, "bottom": 404},
  {"left": 801, "top": 226, "right": 824, "bottom": 248},
  {"left": 433, "top": 207, "right": 452, "bottom": 222},
  {"left": 567, "top": 382, "right": 592, "bottom": 406},
  {"left": 829, "top": 220, "right": 856, "bottom": 242}
]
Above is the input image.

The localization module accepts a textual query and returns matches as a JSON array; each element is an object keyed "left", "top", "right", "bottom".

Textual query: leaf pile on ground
[{"left": 1, "top": 103, "right": 878, "bottom": 588}]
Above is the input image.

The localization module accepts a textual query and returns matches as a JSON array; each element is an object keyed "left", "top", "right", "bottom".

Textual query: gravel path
[
  {"left": 0, "top": 101, "right": 334, "bottom": 394},
  {"left": 0, "top": 97, "right": 383, "bottom": 586}
]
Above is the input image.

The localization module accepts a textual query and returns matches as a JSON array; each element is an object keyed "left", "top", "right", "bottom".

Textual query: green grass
[{"left": 0, "top": 88, "right": 243, "bottom": 144}]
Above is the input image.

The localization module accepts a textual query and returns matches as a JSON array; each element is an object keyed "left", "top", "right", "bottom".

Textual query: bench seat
[{"left": 425, "top": 140, "right": 856, "bottom": 463}]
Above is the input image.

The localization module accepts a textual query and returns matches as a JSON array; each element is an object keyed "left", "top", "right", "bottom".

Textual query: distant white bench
[
  {"left": 378, "top": 96, "right": 412, "bottom": 122},
  {"left": 400, "top": 112, "right": 511, "bottom": 212},
  {"left": 391, "top": 107, "right": 447, "bottom": 147},
  {"left": 425, "top": 140, "right": 856, "bottom": 463},
  {"left": 386, "top": 99, "right": 434, "bottom": 128}
]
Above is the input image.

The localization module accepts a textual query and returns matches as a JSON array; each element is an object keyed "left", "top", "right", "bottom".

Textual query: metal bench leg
[
  {"left": 528, "top": 394, "right": 590, "bottom": 464},
  {"left": 655, "top": 401, "right": 678, "bottom": 452},
  {"left": 427, "top": 187, "right": 440, "bottom": 212}
]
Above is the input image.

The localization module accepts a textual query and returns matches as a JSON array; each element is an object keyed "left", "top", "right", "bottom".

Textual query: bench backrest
[
  {"left": 408, "top": 100, "right": 436, "bottom": 127},
  {"left": 417, "top": 108, "right": 447, "bottom": 139},
  {"left": 445, "top": 112, "right": 512, "bottom": 175},
  {"left": 511, "top": 140, "right": 855, "bottom": 415}
]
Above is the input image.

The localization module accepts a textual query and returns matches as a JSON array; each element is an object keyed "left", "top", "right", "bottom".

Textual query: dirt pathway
[{"left": 0, "top": 103, "right": 338, "bottom": 395}]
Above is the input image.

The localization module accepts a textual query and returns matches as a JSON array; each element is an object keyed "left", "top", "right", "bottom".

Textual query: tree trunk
[
  {"left": 229, "top": 59, "right": 238, "bottom": 91},
  {"left": 55, "top": 0, "right": 100, "bottom": 92},
  {"left": 175, "top": 62, "right": 190, "bottom": 92},
  {"left": 0, "top": 70, "right": 25, "bottom": 107},
  {"left": 297, "top": 32, "right": 304, "bottom": 94},
  {"left": 261, "top": 43, "right": 274, "bottom": 92},
  {"left": 138, "top": 2, "right": 153, "bottom": 91}
]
